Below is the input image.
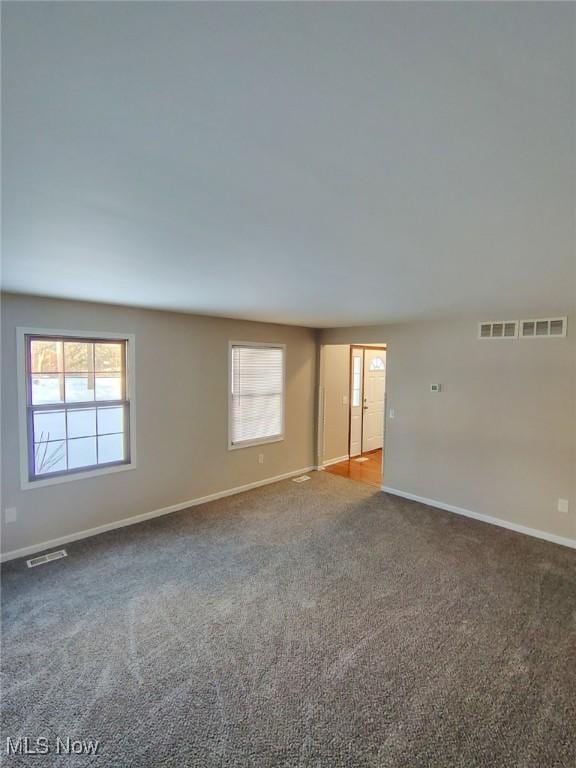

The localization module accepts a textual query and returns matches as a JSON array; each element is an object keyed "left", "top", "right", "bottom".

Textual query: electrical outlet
[
  {"left": 5, "top": 507, "right": 17, "bottom": 524},
  {"left": 557, "top": 498, "right": 569, "bottom": 514},
  {"left": 258, "top": 453, "right": 264, "bottom": 464}
]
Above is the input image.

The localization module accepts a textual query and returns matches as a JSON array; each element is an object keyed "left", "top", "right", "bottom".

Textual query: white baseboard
[
  {"left": 382, "top": 486, "right": 576, "bottom": 551},
  {"left": 1, "top": 466, "right": 316, "bottom": 563},
  {"left": 322, "top": 454, "right": 349, "bottom": 468}
]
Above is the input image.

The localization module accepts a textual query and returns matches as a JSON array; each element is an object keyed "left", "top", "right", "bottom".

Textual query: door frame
[{"left": 348, "top": 345, "right": 386, "bottom": 457}]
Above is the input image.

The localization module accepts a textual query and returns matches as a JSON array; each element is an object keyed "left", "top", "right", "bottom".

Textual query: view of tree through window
[{"left": 26, "top": 336, "right": 130, "bottom": 479}]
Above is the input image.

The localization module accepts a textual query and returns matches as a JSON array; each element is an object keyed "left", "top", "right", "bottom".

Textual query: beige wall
[
  {"left": 320, "top": 345, "right": 350, "bottom": 463},
  {"left": 2, "top": 293, "right": 574, "bottom": 556},
  {"left": 321, "top": 315, "right": 576, "bottom": 541},
  {"left": 1, "top": 293, "right": 317, "bottom": 556}
]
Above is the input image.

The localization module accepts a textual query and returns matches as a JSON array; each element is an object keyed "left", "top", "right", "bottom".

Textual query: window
[
  {"left": 229, "top": 342, "right": 285, "bottom": 449},
  {"left": 19, "top": 330, "right": 135, "bottom": 487},
  {"left": 369, "top": 356, "right": 385, "bottom": 371},
  {"left": 351, "top": 356, "right": 362, "bottom": 407}
]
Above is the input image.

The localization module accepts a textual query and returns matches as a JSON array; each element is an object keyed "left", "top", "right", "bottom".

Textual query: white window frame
[
  {"left": 17, "top": 327, "right": 137, "bottom": 490},
  {"left": 228, "top": 341, "right": 286, "bottom": 450}
]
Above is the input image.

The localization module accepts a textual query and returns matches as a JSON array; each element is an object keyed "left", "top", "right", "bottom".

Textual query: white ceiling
[{"left": 2, "top": 2, "right": 574, "bottom": 327}]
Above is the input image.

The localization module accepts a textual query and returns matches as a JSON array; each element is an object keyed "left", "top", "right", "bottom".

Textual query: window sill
[
  {"left": 21, "top": 460, "right": 136, "bottom": 491},
  {"left": 228, "top": 435, "right": 284, "bottom": 451}
]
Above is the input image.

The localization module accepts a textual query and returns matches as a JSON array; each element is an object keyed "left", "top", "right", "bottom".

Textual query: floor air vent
[
  {"left": 27, "top": 549, "right": 67, "bottom": 568},
  {"left": 292, "top": 475, "right": 311, "bottom": 483}
]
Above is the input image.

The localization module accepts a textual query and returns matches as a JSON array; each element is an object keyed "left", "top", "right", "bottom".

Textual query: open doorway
[{"left": 319, "top": 343, "right": 386, "bottom": 488}]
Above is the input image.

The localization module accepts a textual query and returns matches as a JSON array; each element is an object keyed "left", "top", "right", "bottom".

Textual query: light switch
[
  {"left": 389, "top": 408, "right": 395, "bottom": 419},
  {"left": 557, "top": 498, "right": 569, "bottom": 514}
]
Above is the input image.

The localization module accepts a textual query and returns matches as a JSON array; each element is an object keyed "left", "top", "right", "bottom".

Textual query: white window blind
[{"left": 230, "top": 343, "right": 285, "bottom": 448}]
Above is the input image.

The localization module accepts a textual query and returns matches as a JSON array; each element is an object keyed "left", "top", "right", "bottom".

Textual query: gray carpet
[{"left": 2, "top": 472, "right": 575, "bottom": 767}]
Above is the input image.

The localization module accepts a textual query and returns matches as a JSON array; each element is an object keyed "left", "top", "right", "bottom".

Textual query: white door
[
  {"left": 362, "top": 349, "right": 386, "bottom": 453},
  {"left": 349, "top": 348, "right": 363, "bottom": 457}
]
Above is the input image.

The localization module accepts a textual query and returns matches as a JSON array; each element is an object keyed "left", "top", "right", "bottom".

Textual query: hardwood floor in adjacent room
[{"left": 324, "top": 448, "right": 383, "bottom": 487}]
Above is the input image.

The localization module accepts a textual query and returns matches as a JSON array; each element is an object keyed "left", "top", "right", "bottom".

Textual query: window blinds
[{"left": 230, "top": 344, "right": 284, "bottom": 447}]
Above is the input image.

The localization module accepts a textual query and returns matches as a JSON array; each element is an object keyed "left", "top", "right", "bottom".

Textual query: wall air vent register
[
  {"left": 478, "top": 321, "right": 518, "bottom": 339},
  {"left": 479, "top": 317, "right": 567, "bottom": 340},
  {"left": 519, "top": 317, "right": 567, "bottom": 338}
]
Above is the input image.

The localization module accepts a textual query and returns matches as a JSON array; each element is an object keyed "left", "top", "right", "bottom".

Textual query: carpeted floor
[{"left": 2, "top": 472, "right": 575, "bottom": 767}]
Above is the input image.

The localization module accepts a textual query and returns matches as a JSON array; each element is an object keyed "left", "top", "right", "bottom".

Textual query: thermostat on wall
[{"left": 430, "top": 383, "right": 441, "bottom": 392}]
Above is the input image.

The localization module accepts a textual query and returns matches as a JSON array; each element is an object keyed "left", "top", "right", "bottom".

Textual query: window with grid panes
[{"left": 25, "top": 335, "right": 131, "bottom": 480}]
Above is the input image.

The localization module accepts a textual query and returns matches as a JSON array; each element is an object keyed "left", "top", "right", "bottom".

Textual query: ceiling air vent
[
  {"left": 520, "top": 317, "right": 567, "bottom": 338},
  {"left": 478, "top": 321, "right": 518, "bottom": 340}
]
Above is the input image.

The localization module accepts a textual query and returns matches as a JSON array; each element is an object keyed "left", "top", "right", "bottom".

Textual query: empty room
[{"left": 1, "top": 2, "right": 575, "bottom": 766}]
